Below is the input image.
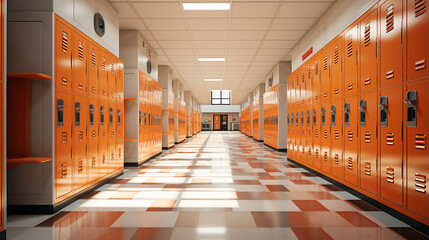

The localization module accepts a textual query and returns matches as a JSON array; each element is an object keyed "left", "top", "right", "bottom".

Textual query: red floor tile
[
  {"left": 251, "top": 212, "right": 354, "bottom": 227},
  {"left": 130, "top": 228, "right": 174, "bottom": 240},
  {"left": 290, "top": 179, "right": 317, "bottom": 185},
  {"left": 292, "top": 227, "right": 333, "bottom": 240},
  {"left": 266, "top": 185, "right": 290, "bottom": 192},
  {"left": 336, "top": 211, "right": 380, "bottom": 227},
  {"left": 292, "top": 200, "right": 330, "bottom": 211},
  {"left": 308, "top": 191, "right": 340, "bottom": 200}
]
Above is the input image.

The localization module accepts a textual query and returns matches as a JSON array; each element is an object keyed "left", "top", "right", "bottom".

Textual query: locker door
[
  {"left": 108, "top": 103, "right": 116, "bottom": 172},
  {"left": 87, "top": 98, "right": 99, "bottom": 182},
  {"left": 320, "top": 49, "right": 330, "bottom": 100},
  {"left": 300, "top": 69, "right": 306, "bottom": 106},
  {"left": 108, "top": 58, "right": 116, "bottom": 101},
  {"left": 87, "top": 42, "right": 99, "bottom": 97},
  {"left": 99, "top": 52, "right": 108, "bottom": 98},
  {"left": 320, "top": 102, "right": 331, "bottom": 174},
  {"left": 295, "top": 110, "right": 300, "bottom": 158},
  {"left": 99, "top": 102, "right": 108, "bottom": 175},
  {"left": 406, "top": 0, "right": 429, "bottom": 80},
  {"left": 117, "top": 103, "right": 124, "bottom": 169},
  {"left": 55, "top": 91, "right": 72, "bottom": 199},
  {"left": 379, "top": 86, "right": 403, "bottom": 207},
  {"left": 305, "top": 108, "right": 312, "bottom": 164},
  {"left": 117, "top": 61, "right": 124, "bottom": 103},
  {"left": 359, "top": 91, "right": 378, "bottom": 195},
  {"left": 72, "top": 31, "right": 87, "bottom": 94},
  {"left": 344, "top": 25, "right": 358, "bottom": 96},
  {"left": 405, "top": 80, "right": 429, "bottom": 218},
  {"left": 330, "top": 37, "right": 343, "bottom": 98},
  {"left": 139, "top": 106, "right": 144, "bottom": 161},
  {"left": 55, "top": 19, "right": 72, "bottom": 92},
  {"left": 359, "top": 9, "right": 378, "bottom": 92},
  {"left": 306, "top": 65, "right": 313, "bottom": 104},
  {"left": 312, "top": 105, "right": 321, "bottom": 169},
  {"left": 300, "top": 110, "right": 306, "bottom": 160},
  {"left": 344, "top": 96, "right": 359, "bottom": 186},
  {"left": 313, "top": 58, "right": 321, "bottom": 102},
  {"left": 380, "top": 0, "right": 403, "bottom": 87},
  {"left": 72, "top": 95, "right": 87, "bottom": 190},
  {"left": 331, "top": 99, "right": 344, "bottom": 179}
]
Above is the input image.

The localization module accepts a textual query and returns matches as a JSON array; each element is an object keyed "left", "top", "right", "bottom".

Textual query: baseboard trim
[
  {"left": 263, "top": 143, "right": 287, "bottom": 152},
  {"left": 124, "top": 152, "right": 162, "bottom": 167}
]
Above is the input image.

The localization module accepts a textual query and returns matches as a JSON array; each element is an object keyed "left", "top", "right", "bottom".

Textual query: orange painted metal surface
[
  {"left": 213, "top": 114, "right": 221, "bottom": 130},
  {"left": 252, "top": 98, "right": 260, "bottom": 140},
  {"left": 263, "top": 84, "right": 279, "bottom": 149}
]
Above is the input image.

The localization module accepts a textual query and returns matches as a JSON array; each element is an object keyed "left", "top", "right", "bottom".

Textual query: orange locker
[
  {"left": 305, "top": 108, "right": 312, "bottom": 164},
  {"left": 306, "top": 64, "right": 313, "bottom": 104},
  {"left": 72, "top": 31, "right": 87, "bottom": 94},
  {"left": 380, "top": 0, "right": 403, "bottom": 87},
  {"left": 359, "top": 91, "right": 378, "bottom": 195},
  {"left": 116, "top": 61, "right": 124, "bottom": 102},
  {"left": 405, "top": 80, "right": 429, "bottom": 219},
  {"left": 359, "top": 8, "right": 378, "bottom": 92},
  {"left": 300, "top": 68, "right": 306, "bottom": 106},
  {"left": 87, "top": 98, "right": 99, "bottom": 182},
  {"left": 214, "top": 114, "right": 220, "bottom": 130},
  {"left": 344, "top": 96, "right": 359, "bottom": 186},
  {"left": 72, "top": 95, "right": 87, "bottom": 190},
  {"left": 168, "top": 90, "right": 174, "bottom": 147},
  {"left": 330, "top": 37, "right": 343, "bottom": 98},
  {"left": 99, "top": 52, "right": 108, "bottom": 98},
  {"left": 87, "top": 42, "right": 99, "bottom": 96},
  {"left": 344, "top": 25, "right": 359, "bottom": 96},
  {"left": 108, "top": 103, "right": 116, "bottom": 172},
  {"left": 311, "top": 107, "right": 319, "bottom": 167},
  {"left": 379, "top": 86, "right": 403, "bottom": 207},
  {"left": 300, "top": 110, "right": 306, "bottom": 160},
  {"left": 108, "top": 58, "right": 116, "bottom": 101},
  {"left": 330, "top": 99, "right": 343, "bottom": 179},
  {"left": 55, "top": 91, "right": 73, "bottom": 199},
  {"left": 55, "top": 18, "right": 73, "bottom": 92},
  {"left": 320, "top": 49, "right": 330, "bottom": 100},
  {"left": 288, "top": 111, "right": 295, "bottom": 158},
  {"left": 313, "top": 58, "right": 321, "bottom": 102},
  {"left": 295, "top": 110, "right": 300, "bottom": 157},
  {"left": 406, "top": 0, "right": 429, "bottom": 81},
  {"left": 320, "top": 103, "right": 331, "bottom": 174},
  {"left": 99, "top": 101, "right": 108, "bottom": 175}
]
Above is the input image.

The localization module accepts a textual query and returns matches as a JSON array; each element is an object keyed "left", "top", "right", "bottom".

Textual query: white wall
[
  {"left": 201, "top": 105, "right": 240, "bottom": 113},
  {"left": 264, "top": 61, "right": 291, "bottom": 91},
  {"left": 290, "top": 0, "right": 379, "bottom": 70}
]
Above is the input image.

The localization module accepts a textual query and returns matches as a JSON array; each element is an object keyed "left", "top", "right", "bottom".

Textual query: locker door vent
[
  {"left": 61, "top": 132, "right": 68, "bottom": 144},
  {"left": 323, "top": 54, "right": 328, "bottom": 70},
  {"left": 365, "top": 131, "right": 372, "bottom": 143},
  {"left": 415, "top": 59, "right": 426, "bottom": 71},
  {"left": 334, "top": 46, "right": 339, "bottom": 64},
  {"left": 415, "top": 0, "right": 426, "bottom": 17},
  {"left": 324, "top": 130, "right": 328, "bottom": 138},
  {"left": 78, "top": 160, "right": 83, "bottom": 174},
  {"left": 315, "top": 61, "right": 319, "bottom": 75},
  {"left": 386, "top": 5, "right": 394, "bottom": 33},
  {"left": 315, "top": 149, "right": 319, "bottom": 158},
  {"left": 308, "top": 67, "right": 311, "bottom": 79},
  {"left": 78, "top": 131, "right": 84, "bottom": 142},
  {"left": 348, "top": 131, "right": 353, "bottom": 141},
  {"left": 334, "top": 154, "right": 339, "bottom": 165},
  {"left": 415, "top": 134, "right": 426, "bottom": 149},
  {"left": 308, "top": 148, "right": 312, "bottom": 156},
  {"left": 61, "top": 31, "right": 68, "bottom": 53},
  {"left": 365, "top": 162, "right": 372, "bottom": 175},
  {"left": 315, "top": 129, "right": 319, "bottom": 137},
  {"left": 386, "top": 167, "right": 394, "bottom": 183},
  {"left": 347, "top": 35, "right": 353, "bottom": 57},
  {"left": 102, "top": 57, "right": 106, "bottom": 71},
  {"left": 347, "top": 157, "right": 353, "bottom": 170},
  {"left": 386, "top": 132, "right": 394, "bottom": 145},
  {"left": 78, "top": 41, "right": 84, "bottom": 59},
  {"left": 111, "top": 62, "right": 115, "bottom": 76},
  {"left": 415, "top": 173, "right": 427, "bottom": 193},
  {"left": 61, "top": 163, "right": 68, "bottom": 178},
  {"left": 324, "top": 151, "right": 328, "bottom": 161},
  {"left": 364, "top": 23, "right": 371, "bottom": 47},
  {"left": 335, "top": 130, "right": 339, "bottom": 140},
  {"left": 91, "top": 157, "right": 96, "bottom": 168},
  {"left": 91, "top": 130, "right": 96, "bottom": 140},
  {"left": 91, "top": 50, "right": 96, "bottom": 66}
]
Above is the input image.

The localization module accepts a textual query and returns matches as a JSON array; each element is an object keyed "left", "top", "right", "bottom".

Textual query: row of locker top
[
  {"left": 55, "top": 15, "right": 124, "bottom": 103},
  {"left": 287, "top": 0, "right": 428, "bottom": 107},
  {"left": 138, "top": 70, "right": 162, "bottom": 107}
]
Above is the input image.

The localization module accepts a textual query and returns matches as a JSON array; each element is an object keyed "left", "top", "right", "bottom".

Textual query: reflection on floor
[{"left": 7, "top": 132, "right": 429, "bottom": 240}]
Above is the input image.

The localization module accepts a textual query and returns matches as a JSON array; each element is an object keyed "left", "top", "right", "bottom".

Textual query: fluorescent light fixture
[
  {"left": 183, "top": 3, "right": 230, "bottom": 11},
  {"left": 204, "top": 79, "right": 223, "bottom": 82},
  {"left": 198, "top": 58, "right": 225, "bottom": 62}
]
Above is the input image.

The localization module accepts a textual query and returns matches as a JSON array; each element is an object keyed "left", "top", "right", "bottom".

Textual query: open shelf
[
  {"left": 7, "top": 157, "right": 52, "bottom": 171},
  {"left": 125, "top": 98, "right": 138, "bottom": 101},
  {"left": 8, "top": 73, "right": 52, "bottom": 80}
]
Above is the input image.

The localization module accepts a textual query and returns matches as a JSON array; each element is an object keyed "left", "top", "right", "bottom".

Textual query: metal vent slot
[
  {"left": 348, "top": 83, "right": 353, "bottom": 90},
  {"left": 323, "top": 54, "right": 328, "bottom": 70},
  {"left": 111, "top": 62, "right": 115, "bottom": 76},
  {"left": 347, "top": 35, "right": 353, "bottom": 57},
  {"left": 61, "top": 31, "right": 68, "bottom": 53},
  {"left": 415, "top": 134, "right": 426, "bottom": 149},
  {"left": 61, "top": 163, "right": 67, "bottom": 178},
  {"left": 324, "top": 130, "right": 328, "bottom": 138},
  {"left": 91, "top": 157, "right": 96, "bottom": 168},
  {"left": 386, "top": 132, "right": 394, "bottom": 145},
  {"left": 78, "top": 131, "right": 84, "bottom": 142},
  {"left": 348, "top": 131, "right": 353, "bottom": 141},
  {"left": 365, "top": 131, "right": 371, "bottom": 143},
  {"left": 365, "top": 162, "right": 371, "bottom": 175},
  {"left": 334, "top": 46, "right": 339, "bottom": 64},
  {"left": 364, "top": 78, "right": 371, "bottom": 85},
  {"left": 324, "top": 152, "right": 328, "bottom": 161},
  {"left": 415, "top": 173, "right": 427, "bottom": 193},
  {"left": 386, "top": 167, "right": 395, "bottom": 183},
  {"left": 102, "top": 57, "right": 106, "bottom": 71},
  {"left": 335, "top": 130, "right": 339, "bottom": 140},
  {"left": 315, "top": 149, "right": 319, "bottom": 158},
  {"left": 315, "top": 61, "right": 319, "bottom": 75},
  {"left": 386, "top": 5, "right": 394, "bottom": 33},
  {"left": 324, "top": 92, "right": 328, "bottom": 97},
  {"left": 61, "top": 132, "right": 68, "bottom": 144},
  {"left": 415, "top": 0, "right": 426, "bottom": 17},
  {"left": 334, "top": 88, "right": 339, "bottom": 94},
  {"left": 78, "top": 41, "right": 84, "bottom": 59},
  {"left": 415, "top": 59, "right": 426, "bottom": 71},
  {"left": 78, "top": 160, "right": 83, "bottom": 174},
  {"left": 364, "top": 23, "right": 371, "bottom": 47},
  {"left": 91, "top": 50, "right": 96, "bottom": 66},
  {"left": 347, "top": 157, "right": 353, "bottom": 170},
  {"left": 91, "top": 130, "right": 96, "bottom": 140},
  {"left": 315, "top": 129, "right": 319, "bottom": 137},
  {"left": 334, "top": 154, "right": 339, "bottom": 164},
  {"left": 386, "top": 70, "right": 394, "bottom": 79}
]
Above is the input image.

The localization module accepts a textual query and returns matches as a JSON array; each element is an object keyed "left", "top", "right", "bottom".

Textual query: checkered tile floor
[{"left": 7, "top": 132, "right": 429, "bottom": 239}]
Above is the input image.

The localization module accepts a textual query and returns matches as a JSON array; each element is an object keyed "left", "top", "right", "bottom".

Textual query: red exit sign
[{"left": 302, "top": 47, "right": 313, "bottom": 61}]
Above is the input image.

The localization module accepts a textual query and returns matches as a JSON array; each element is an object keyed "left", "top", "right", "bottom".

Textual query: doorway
[{"left": 213, "top": 114, "right": 228, "bottom": 131}]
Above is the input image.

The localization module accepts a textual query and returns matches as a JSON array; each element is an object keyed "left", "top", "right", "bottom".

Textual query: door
[
  {"left": 87, "top": 42, "right": 99, "bottom": 96},
  {"left": 72, "top": 95, "right": 87, "bottom": 190},
  {"left": 320, "top": 102, "right": 331, "bottom": 174},
  {"left": 99, "top": 101, "right": 108, "bottom": 175},
  {"left": 331, "top": 99, "right": 344, "bottom": 179},
  {"left": 330, "top": 37, "right": 343, "bottom": 98},
  {"left": 214, "top": 115, "right": 220, "bottom": 130},
  {"left": 344, "top": 96, "right": 359, "bottom": 186},
  {"left": 221, "top": 115, "right": 228, "bottom": 130},
  {"left": 73, "top": 31, "right": 87, "bottom": 94},
  {"left": 116, "top": 103, "right": 124, "bottom": 170},
  {"left": 359, "top": 8, "right": 378, "bottom": 92},
  {"left": 87, "top": 98, "right": 99, "bottom": 182},
  {"left": 312, "top": 107, "right": 321, "bottom": 169},
  {"left": 55, "top": 19, "right": 72, "bottom": 92},
  {"left": 108, "top": 102, "right": 116, "bottom": 173},
  {"left": 320, "top": 49, "right": 330, "bottom": 100},
  {"left": 344, "top": 25, "right": 358, "bottom": 96}
]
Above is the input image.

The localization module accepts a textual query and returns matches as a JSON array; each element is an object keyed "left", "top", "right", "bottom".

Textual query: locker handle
[
  {"left": 404, "top": 99, "right": 415, "bottom": 107},
  {"left": 377, "top": 103, "right": 387, "bottom": 110}
]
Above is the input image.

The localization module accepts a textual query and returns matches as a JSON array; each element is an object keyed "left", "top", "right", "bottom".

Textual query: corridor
[{"left": 6, "top": 132, "right": 427, "bottom": 240}]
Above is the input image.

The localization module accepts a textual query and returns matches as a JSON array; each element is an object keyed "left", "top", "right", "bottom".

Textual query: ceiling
[{"left": 109, "top": 0, "right": 336, "bottom": 105}]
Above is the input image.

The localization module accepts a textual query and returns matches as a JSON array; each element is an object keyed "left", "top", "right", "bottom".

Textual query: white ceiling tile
[
  {"left": 271, "top": 18, "right": 318, "bottom": 31},
  {"left": 226, "top": 56, "right": 254, "bottom": 62},
  {"left": 260, "top": 40, "right": 297, "bottom": 49},
  {"left": 119, "top": 19, "right": 147, "bottom": 30},
  {"left": 196, "top": 48, "right": 226, "bottom": 56},
  {"left": 251, "top": 61, "right": 278, "bottom": 67},
  {"left": 147, "top": 41, "right": 160, "bottom": 49},
  {"left": 198, "top": 62, "right": 225, "bottom": 67},
  {"left": 228, "top": 31, "right": 265, "bottom": 40},
  {"left": 143, "top": 19, "right": 188, "bottom": 31},
  {"left": 227, "top": 48, "right": 258, "bottom": 56},
  {"left": 133, "top": 3, "right": 184, "bottom": 18},
  {"left": 188, "top": 19, "right": 229, "bottom": 31},
  {"left": 185, "top": 10, "right": 229, "bottom": 19},
  {"left": 265, "top": 31, "right": 306, "bottom": 40},
  {"left": 228, "top": 41, "right": 261, "bottom": 49},
  {"left": 158, "top": 41, "right": 193, "bottom": 49},
  {"left": 173, "top": 61, "right": 199, "bottom": 67},
  {"left": 193, "top": 41, "right": 226, "bottom": 49},
  {"left": 253, "top": 55, "right": 284, "bottom": 62},
  {"left": 111, "top": 3, "right": 139, "bottom": 18},
  {"left": 257, "top": 48, "right": 291, "bottom": 56},
  {"left": 191, "top": 31, "right": 227, "bottom": 41},
  {"left": 230, "top": 19, "right": 272, "bottom": 31},
  {"left": 169, "top": 56, "right": 197, "bottom": 62},
  {"left": 138, "top": 30, "right": 154, "bottom": 40},
  {"left": 163, "top": 48, "right": 195, "bottom": 56},
  {"left": 226, "top": 61, "right": 251, "bottom": 67},
  {"left": 150, "top": 31, "right": 190, "bottom": 40},
  {"left": 231, "top": 3, "right": 279, "bottom": 18},
  {"left": 277, "top": 2, "right": 333, "bottom": 18}
]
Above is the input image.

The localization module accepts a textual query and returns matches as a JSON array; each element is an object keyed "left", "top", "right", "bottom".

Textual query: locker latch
[
  {"left": 359, "top": 99, "right": 367, "bottom": 127},
  {"left": 89, "top": 104, "right": 95, "bottom": 127},
  {"left": 307, "top": 110, "right": 310, "bottom": 126},
  {"left": 321, "top": 107, "right": 326, "bottom": 126},
  {"left": 301, "top": 111, "right": 304, "bottom": 126},
  {"left": 100, "top": 106, "right": 105, "bottom": 126},
  {"left": 313, "top": 109, "right": 316, "bottom": 126},
  {"left": 344, "top": 103, "right": 350, "bottom": 127},
  {"left": 109, "top": 108, "right": 114, "bottom": 126},
  {"left": 75, "top": 102, "right": 81, "bottom": 127},
  {"left": 57, "top": 99, "right": 65, "bottom": 127},
  {"left": 291, "top": 113, "right": 294, "bottom": 126},
  {"left": 378, "top": 96, "right": 388, "bottom": 127},
  {"left": 331, "top": 105, "right": 336, "bottom": 126},
  {"left": 118, "top": 109, "right": 121, "bottom": 126},
  {"left": 405, "top": 90, "right": 417, "bottom": 127}
]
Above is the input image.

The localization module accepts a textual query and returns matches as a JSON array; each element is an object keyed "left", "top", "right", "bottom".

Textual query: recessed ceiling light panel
[
  {"left": 183, "top": 3, "right": 230, "bottom": 11},
  {"left": 198, "top": 58, "right": 225, "bottom": 62},
  {"left": 203, "top": 79, "right": 223, "bottom": 82}
]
